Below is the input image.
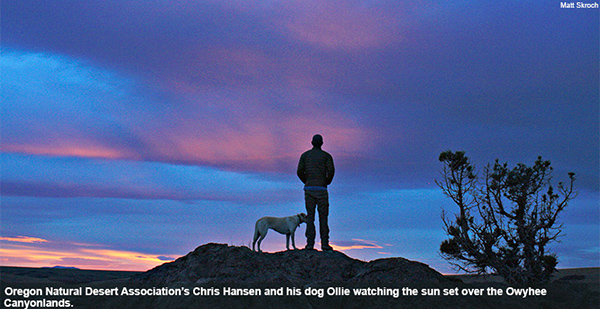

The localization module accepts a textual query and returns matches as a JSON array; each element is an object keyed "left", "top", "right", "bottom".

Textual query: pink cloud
[
  {"left": 144, "top": 111, "right": 373, "bottom": 172},
  {"left": 160, "top": 45, "right": 340, "bottom": 94},
  {"left": 3, "top": 144, "right": 135, "bottom": 160},
  {"left": 4, "top": 48, "right": 375, "bottom": 174},
  {"left": 4, "top": 108, "right": 372, "bottom": 174}
]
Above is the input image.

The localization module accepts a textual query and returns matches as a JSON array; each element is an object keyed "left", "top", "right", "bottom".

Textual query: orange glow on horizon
[
  {"left": 330, "top": 239, "right": 385, "bottom": 251},
  {"left": 0, "top": 237, "right": 174, "bottom": 271},
  {"left": 1, "top": 236, "right": 390, "bottom": 271}
]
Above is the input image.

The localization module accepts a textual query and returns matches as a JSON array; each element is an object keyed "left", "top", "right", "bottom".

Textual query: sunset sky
[{"left": 2, "top": 1, "right": 598, "bottom": 273}]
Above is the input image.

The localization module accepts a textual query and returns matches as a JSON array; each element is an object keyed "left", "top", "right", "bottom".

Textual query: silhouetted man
[{"left": 297, "top": 134, "right": 335, "bottom": 251}]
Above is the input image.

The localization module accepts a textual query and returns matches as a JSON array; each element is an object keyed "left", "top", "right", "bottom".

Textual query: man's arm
[
  {"left": 326, "top": 154, "right": 335, "bottom": 185},
  {"left": 297, "top": 154, "right": 307, "bottom": 184}
]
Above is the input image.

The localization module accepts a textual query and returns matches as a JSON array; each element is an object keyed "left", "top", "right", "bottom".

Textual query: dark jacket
[{"left": 297, "top": 147, "right": 335, "bottom": 188}]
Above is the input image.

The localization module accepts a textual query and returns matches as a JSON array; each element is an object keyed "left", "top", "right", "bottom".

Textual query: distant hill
[
  {"left": 0, "top": 266, "right": 140, "bottom": 284},
  {"left": 42, "top": 266, "right": 80, "bottom": 270}
]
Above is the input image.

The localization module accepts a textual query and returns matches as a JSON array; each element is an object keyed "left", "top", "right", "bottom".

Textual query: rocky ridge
[{"left": 132, "top": 243, "right": 451, "bottom": 286}]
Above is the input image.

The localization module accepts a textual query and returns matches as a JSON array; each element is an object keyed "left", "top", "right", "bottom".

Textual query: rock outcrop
[
  {"left": 108, "top": 244, "right": 597, "bottom": 308},
  {"left": 132, "top": 243, "right": 451, "bottom": 286}
]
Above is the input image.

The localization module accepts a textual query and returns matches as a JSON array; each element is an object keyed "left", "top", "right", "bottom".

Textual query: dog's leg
[
  {"left": 252, "top": 226, "right": 260, "bottom": 252},
  {"left": 291, "top": 230, "right": 296, "bottom": 250},
  {"left": 286, "top": 233, "right": 291, "bottom": 250},
  {"left": 257, "top": 230, "right": 267, "bottom": 253}
]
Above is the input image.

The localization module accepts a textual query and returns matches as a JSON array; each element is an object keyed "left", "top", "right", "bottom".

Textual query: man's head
[{"left": 311, "top": 134, "right": 323, "bottom": 148}]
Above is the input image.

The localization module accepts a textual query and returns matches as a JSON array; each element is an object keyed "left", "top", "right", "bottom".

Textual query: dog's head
[{"left": 298, "top": 213, "right": 307, "bottom": 223}]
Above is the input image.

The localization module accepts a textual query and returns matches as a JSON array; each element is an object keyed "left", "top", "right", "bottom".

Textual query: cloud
[
  {"left": 2, "top": 50, "right": 372, "bottom": 174},
  {"left": 0, "top": 236, "right": 48, "bottom": 243},
  {"left": 0, "top": 237, "right": 175, "bottom": 271},
  {"left": 157, "top": 256, "right": 176, "bottom": 261},
  {"left": 3, "top": 3, "right": 597, "bottom": 189},
  {"left": 330, "top": 239, "right": 385, "bottom": 251},
  {"left": 2, "top": 51, "right": 145, "bottom": 161},
  {"left": 57, "top": 257, "right": 113, "bottom": 267},
  {"left": 275, "top": 0, "right": 404, "bottom": 51},
  {"left": 2, "top": 153, "right": 296, "bottom": 203}
]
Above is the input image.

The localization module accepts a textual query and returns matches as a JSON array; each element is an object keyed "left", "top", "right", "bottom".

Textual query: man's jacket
[{"left": 297, "top": 147, "right": 335, "bottom": 188}]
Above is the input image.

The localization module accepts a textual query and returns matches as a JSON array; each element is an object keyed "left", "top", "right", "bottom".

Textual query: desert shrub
[{"left": 436, "top": 151, "right": 576, "bottom": 284}]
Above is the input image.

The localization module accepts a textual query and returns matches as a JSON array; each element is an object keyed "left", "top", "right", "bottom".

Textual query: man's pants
[{"left": 304, "top": 190, "right": 330, "bottom": 246}]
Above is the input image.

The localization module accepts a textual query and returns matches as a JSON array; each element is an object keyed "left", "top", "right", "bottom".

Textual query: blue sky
[{"left": 1, "top": 0, "right": 598, "bottom": 273}]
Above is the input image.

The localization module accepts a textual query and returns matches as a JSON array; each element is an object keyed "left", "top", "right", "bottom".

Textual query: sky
[{"left": 1, "top": 1, "right": 598, "bottom": 274}]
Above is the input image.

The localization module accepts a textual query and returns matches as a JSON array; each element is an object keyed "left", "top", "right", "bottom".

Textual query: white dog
[{"left": 252, "top": 213, "right": 307, "bottom": 252}]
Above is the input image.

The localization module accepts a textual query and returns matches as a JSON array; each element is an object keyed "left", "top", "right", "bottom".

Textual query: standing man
[{"left": 297, "top": 134, "right": 335, "bottom": 251}]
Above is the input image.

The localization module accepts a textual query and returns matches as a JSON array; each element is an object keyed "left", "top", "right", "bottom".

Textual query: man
[{"left": 297, "top": 134, "right": 335, "bottom": 251}]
